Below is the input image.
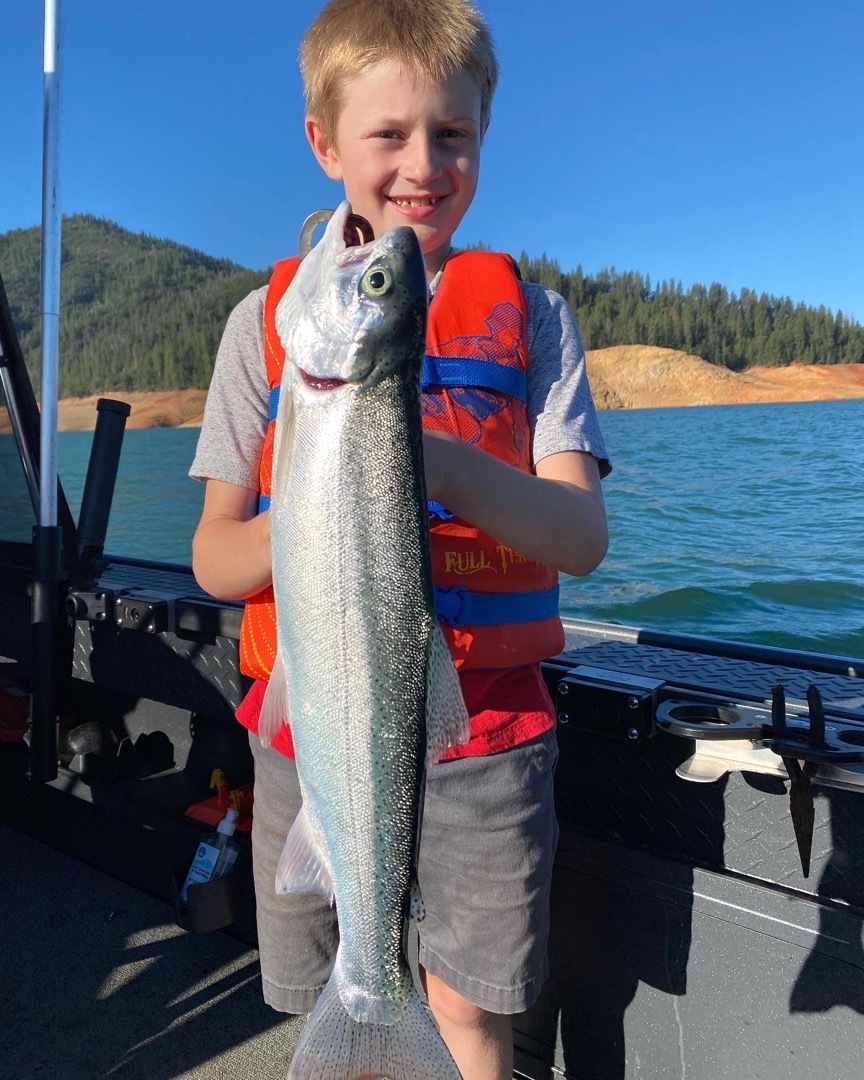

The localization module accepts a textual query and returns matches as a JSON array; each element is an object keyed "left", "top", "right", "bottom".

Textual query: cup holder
[
  {"left": 665, "top": 705, "right": 740, "bottom": 727},
  {"left": 655, "top": 699, "right": 769, "bottom": 740},
  {"left": 172, "top": 860, "right": 248, "bottom": 934}
]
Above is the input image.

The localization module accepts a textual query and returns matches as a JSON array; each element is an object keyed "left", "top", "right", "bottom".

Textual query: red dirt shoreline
[{"left": 4, "top": 349, "right": 863, "bottom": 433}]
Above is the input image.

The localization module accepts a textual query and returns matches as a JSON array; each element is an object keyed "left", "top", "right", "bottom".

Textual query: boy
[{"left": 190, "top": 1, "right": 610, "bottom": 1076}]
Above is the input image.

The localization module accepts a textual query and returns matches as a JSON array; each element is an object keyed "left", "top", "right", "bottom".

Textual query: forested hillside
[
  {"left": 0, "top": 215, "right": 267, "bottom": 397},
  {"left": 1, "top": 215, "right": 862, "bottom": 399},
  {"left": 516, "top": 253, "right": 864, "bottom": 369}
]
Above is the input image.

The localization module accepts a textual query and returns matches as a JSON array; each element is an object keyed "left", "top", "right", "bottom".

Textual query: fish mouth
[
  {"left": 299, "top": 369, "right": 347, "bottom": 392},
  {"left": 343, "top": 212, "right": 375, "bottom": 249}
]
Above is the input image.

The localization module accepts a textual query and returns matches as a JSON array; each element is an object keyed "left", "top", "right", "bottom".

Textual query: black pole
[
  {"left": 77, "top": 397, "right": 131, "bottom": 565},
  {"left": 29, "top": 523, "right": 63, "bottom": 782}
]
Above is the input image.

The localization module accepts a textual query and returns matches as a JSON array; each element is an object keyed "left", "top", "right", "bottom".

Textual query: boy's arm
[
  {"left": 423, "top": 431, "right": 608, "bottom": 578},
  {"left": 189, "top": 288, "right": 272, "bottom": 600},
  {"left": 192, "top": 479, "right": 273, "bottom": 600},
  {"left": 193, "top": 436, "right": 604, "bottom": 596}
]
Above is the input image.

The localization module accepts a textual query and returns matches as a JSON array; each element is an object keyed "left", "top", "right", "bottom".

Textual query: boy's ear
[{"left": 306, "top": 117, "right": 343, "bottom": 181}]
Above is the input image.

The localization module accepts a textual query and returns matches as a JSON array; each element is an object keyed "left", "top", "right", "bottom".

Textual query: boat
[
  {"left": 4, "top": 262, "right": 864, "bottom": 1077},
  {"left": 2, "top": 9, "right": 862, "bottom": 1077}
]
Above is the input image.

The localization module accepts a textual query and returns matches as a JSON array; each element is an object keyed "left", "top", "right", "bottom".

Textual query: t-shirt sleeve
[
  {"left": 524, "top": 282, "right": 611, "bottom": 478},
  {"left": 189, "top": 285, "right": 270, "bottom": 488}
]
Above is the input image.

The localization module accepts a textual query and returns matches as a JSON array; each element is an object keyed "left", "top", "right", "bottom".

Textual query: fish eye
[{"left": 361, "top": 265, "right": 392, "bottom": 297}]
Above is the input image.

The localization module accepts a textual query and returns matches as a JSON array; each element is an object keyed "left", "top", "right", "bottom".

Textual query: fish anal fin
[
  {"left": 275, "top": 805, "right": 334, "bottom": 904},
  {"left": 425, "top": 624, "right": 470, "bottom": 765},
  {"left": 259, "top": 651, "right": 289, "bottom": 748}
]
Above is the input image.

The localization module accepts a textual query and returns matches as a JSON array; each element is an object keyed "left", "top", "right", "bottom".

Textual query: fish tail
[{"left": 287, "top": 979, "right": 461, "bottom": 1080}]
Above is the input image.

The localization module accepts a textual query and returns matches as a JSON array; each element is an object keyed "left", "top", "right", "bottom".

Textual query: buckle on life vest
[
  {"left": 428, "top": 500, "right": 455, "bottom": 520},
  {"left": 435, "top": 586, "right": 469, "bottom": 627}
]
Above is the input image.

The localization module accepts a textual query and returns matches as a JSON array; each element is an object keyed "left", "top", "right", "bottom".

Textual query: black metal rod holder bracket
[{"left": 29, "top": 523, "right": 64, "bottom": 783}]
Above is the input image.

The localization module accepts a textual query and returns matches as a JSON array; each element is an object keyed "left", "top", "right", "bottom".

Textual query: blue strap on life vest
[
  {"left": 422, "top": 355, "right": 527, "bottom": 403},
  {"left": 269, "top": 357, "right": 527, "bottom": 417},
  {"left": 257, "top": 382, "right": 288, "bottom": 512},
  {"left": 258, "top": 386, "right": 283, "bottom": 510},
  {"left": 434, "top": 585, "right": 559, "bottom": 628},
  {"left": 269, "top": 384, "right": 281, "bottom": 421}
]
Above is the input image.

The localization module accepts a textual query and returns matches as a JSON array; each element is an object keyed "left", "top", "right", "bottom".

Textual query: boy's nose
[{"left": 402, "top": 135, "right": 442, "bottom": 184}]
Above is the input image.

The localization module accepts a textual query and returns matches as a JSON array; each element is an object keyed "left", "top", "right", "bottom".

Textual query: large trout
[{"left": 259, "top": 202, "right": 469, "bottom": 1080}]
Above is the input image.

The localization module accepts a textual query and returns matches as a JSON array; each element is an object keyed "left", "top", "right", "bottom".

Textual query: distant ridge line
[{"left": 1, "top": 215, "right": 862, "bottom": 400}]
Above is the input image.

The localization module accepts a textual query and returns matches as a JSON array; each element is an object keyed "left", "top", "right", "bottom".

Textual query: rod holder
[
  {"left": 77, "top": 397, "right": 131, "bottom": 566},
  {"left": 29, "top": 523, "right": 63, "bottom": 782}
]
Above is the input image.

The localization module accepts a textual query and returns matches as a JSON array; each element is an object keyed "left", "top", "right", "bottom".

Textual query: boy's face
[{"left": 307, "top": 61, "right": 482, "bottom": 281}]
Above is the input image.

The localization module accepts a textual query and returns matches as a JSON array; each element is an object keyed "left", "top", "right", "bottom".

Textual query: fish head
[{"left": 276, "top": 201, "right": 427, "bottom": 392}]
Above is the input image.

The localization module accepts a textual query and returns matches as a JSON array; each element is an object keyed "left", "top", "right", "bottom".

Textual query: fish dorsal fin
[
  {"left": 259, "top": 651, "right": 289, "bottom": 747},
  {"left": 275, "top": 804, "right": 334, "bottom": 904},
  {"left": 425, "top": 624, "right": 470, "bottom": 765}
]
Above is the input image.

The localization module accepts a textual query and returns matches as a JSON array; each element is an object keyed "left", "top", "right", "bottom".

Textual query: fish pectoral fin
[
  {"left": 288, "top": 977, "right": 461, "bottom": 1080},
  {"left": 275, "top": 805, "right": 335, "bottom": 903},
  {"left": 259, "top": 651, "right": 289, "bottom": 748},
  {"left": 425, "top": 624, "right": 470, "bottom": 765},
  {"left": 269, "top": 370, "right": 294, "bottom": 513},
  {"left": 409, "top": 879, "right": 426, "bottom": 922}
]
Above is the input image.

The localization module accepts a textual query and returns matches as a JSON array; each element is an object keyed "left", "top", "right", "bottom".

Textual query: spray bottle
[{"left": 180, "top": 807, "right": 240, "bottom": 901}]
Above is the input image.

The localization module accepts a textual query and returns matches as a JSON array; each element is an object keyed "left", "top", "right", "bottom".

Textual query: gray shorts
[{"left": 248, "top": 727, "right": 559, "bottom": 1016}]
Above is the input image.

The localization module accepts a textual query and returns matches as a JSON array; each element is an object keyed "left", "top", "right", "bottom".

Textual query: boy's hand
[
  {"left": 422, "top": 431, "right": 608, "bottom": 578},
  {"left": 422, "top": 429, "right": 463, "bottom": 505}
]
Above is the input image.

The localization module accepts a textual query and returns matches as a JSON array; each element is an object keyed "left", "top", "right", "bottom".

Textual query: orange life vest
[{"left": 238, "top": 250, "right": 563, "bottom": 679}]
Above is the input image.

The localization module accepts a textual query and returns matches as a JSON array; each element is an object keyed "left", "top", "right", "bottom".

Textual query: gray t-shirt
[{"left": 190, "top": 276, "right": 610, "bottom": 487}]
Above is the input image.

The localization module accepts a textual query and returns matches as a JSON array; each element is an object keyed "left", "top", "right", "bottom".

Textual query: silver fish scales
[{"left": 259, "top": 202, "right": 469, "bottom": 1080}]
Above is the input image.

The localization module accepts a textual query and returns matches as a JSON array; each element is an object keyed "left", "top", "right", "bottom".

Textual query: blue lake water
[{"left": 45, "top": 398, "right": 864, "bottom": 658}]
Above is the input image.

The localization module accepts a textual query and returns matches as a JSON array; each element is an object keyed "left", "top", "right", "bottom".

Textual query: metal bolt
[
  {"left": 627, "top": 696, "right": 640, "bottom": 710},
  {"left": 626, "top": 727, "right": 639, "bottom": 740},
  {"left": 557, "top": 711, "right": 570, "bottom": 725},
  {"left": 557, "top": 681, "right": 569, "bottom": 696}
]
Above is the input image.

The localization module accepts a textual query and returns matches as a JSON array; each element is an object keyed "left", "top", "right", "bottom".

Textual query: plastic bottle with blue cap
[{"left": 180, "top": 807, "right": 240, "bottom": 900}]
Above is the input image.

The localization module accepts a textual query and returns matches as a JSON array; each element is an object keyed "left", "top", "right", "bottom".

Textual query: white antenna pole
[
  {"left": 30, "top": 0, "right": 64, "bottom": 783},
  {"left": 40, "top": 0, "right": 62, "bottom": 526}
]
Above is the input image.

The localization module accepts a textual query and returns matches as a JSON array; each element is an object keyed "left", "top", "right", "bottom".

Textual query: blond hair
[{"left": 300, "top": 0, "right": 498, "bottom": 144}]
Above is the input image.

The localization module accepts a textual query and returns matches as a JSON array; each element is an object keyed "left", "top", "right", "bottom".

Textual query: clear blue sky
[{"left": 4, "top": 0, "right": 863, "bottom": 320}]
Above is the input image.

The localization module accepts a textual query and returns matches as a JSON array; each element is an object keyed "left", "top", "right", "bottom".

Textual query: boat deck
[
  {"left": 2, "top": 557, "right": 864, "bottom": 1079},
  {"left": 1, "top": 823, "right": 307, "bottom": 1080}
]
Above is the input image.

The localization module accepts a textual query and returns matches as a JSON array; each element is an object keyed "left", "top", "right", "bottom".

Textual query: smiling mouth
[{"left": 389, "top": 196, "right": 445, "bottom": 208}]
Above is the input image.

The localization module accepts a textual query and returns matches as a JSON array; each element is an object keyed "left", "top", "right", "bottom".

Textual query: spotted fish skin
[{"left": 259, "top": 203, "right": 469, "bottom": 1080}]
